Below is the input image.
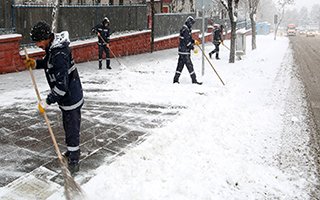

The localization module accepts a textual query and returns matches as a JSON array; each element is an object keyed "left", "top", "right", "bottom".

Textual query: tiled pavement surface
[{"left": 0, "top": 97, "right": 184, "bottom": 198}]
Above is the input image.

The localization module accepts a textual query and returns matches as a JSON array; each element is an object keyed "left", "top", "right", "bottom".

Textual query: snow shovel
[
  {"left": 97, "top": 33, "right": 127, "bottom": 68},
  {"left": 24, "top": 48, "right": 84, "bottom": 200},
  {"left": 196, "top": 44, "right": 225, "bottom": 86}
]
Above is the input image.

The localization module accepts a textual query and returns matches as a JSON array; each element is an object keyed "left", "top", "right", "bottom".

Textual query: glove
[
  {"left": 193, "top": 48, "right": 198, "bottom": 54},
  {"left": 195, "top": 40, "right": 200, "bottom": 46},
  {"left": 38, "top": 99, "right": 48, "bottom": 114},
  {"left": 24, "top": 58, "right": 36, "bottom": 70}
]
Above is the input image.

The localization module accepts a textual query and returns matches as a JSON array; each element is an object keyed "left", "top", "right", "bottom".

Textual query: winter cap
[
  {"left": 185, "top": 16, "right": 195, "bottom": 25},
  {"left": 213, "top": 24, "right": 220, "bottom": 27},
  {"left": 30, "top": 21, "right": 52, "bottom": 42},
  {"left": 103, "top": 17, "right": 110, "bottom": 24}
]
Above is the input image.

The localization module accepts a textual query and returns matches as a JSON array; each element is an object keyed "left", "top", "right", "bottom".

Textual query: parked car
[
  {"left": 306, "top": 30, "right": 316, "bottom": 37},
  {"left": 299, "top": 30, "right": 306, "bottom": 35}
]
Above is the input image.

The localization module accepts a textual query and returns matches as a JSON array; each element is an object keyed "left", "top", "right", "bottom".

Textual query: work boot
[
  {"left": 173, "top": 74, "right": 180, "bottom": 84},
  {"left": 67, "top": 150, "right": 80, "bottom": 174},
  {"left": 62, "top": 151, "right": 70, "bottom": 159},
  {"left": 192, "top": 80, "right": 203, "bottom": 85},
  {"left": 99, "top": 62, "right": 102, "bottom": 70},
  {"left": 216, "top": 53, "right": 220, "bottom": 60},
  {"left": 209, "top": 52, "right": 212, "bottom": 59},
  {"left": 106, "top": 60, "right": 111, "bottom": 69},
  {"left": 68, "top": 160, "right": 80, "bottom": 174}
]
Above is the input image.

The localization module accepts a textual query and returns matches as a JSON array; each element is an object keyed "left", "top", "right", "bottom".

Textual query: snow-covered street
[{"left": 0, "top": 34, "right": 319, "bottom": 199}]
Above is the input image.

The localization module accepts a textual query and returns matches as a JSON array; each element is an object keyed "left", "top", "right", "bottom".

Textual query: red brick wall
[
  {"left": 0, "top": 29, "right": 213, "bottom": 74},
  {"left": 0, "top": 34, "right": 24, "bottom": 73},
  {"left": 71, "top": 30, "right": 151, "bottom": 63}
]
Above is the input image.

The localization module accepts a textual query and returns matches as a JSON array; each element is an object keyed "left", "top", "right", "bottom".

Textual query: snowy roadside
[
  {"left": 0, "top": 34, "right": 318, "bottom": 199},
  {"left": 63, "top": 35, "right": 318, "bottom": 199}
]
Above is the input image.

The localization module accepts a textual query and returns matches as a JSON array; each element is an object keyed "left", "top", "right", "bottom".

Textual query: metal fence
[
  {"left": 154, "top": 13, "right": 210, "bottom": 38},
  {"left": 0, "top": 0, "right": 13, "bottom": 29},
  {"left": 1, "top": 1, "right": 218, "bottom": 45},
  {"left": 12, "top": 4, "right": 148, "bottom": 44}
]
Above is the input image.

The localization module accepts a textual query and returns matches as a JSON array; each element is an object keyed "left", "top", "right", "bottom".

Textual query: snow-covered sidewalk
[{"left": 0, "top": 34, "right": 319, "bottom": 199}]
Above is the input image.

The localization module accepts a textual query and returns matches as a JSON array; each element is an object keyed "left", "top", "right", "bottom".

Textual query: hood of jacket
[{"left": 50, "top": 31, "right": 70, "bottom": 50}]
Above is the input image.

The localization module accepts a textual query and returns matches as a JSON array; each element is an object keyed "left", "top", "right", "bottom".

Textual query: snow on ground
[
  {"left": 77, "top": 35, "right": 317, "bottom": 199},
  {"left": 0, "top": 34, "right": 318, "bottom": 199}
]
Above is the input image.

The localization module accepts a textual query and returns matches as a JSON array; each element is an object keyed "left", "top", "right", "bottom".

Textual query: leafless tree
[
  {"left": 211, "top": 0, "right": 228, "bottom": 20},
  {"left": 171, "top": 0, "right": 194, "bottom": 13},
  {"left": 310, "top": 4, "right": 320, "bottom": 29},
  {"left": 219, "top": 0, "right": 239, "bottom": 63},
  {"left": 274, "top": 0, "right": 294, "bottom": 40},
  {"left": 257, "top": 0, "right": 277, "bottom": 24},
  {"left": 248, "top": 0, "right": 259, "bottom": 50}
]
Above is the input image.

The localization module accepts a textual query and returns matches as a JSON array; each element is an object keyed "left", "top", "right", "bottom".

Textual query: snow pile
[{"left": 0, "top": 34, "right": 317, "bottom": 199}]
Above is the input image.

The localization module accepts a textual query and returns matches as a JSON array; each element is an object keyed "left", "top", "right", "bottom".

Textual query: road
[
  {"left": 290, "top": 34, "right": 320, "bottom": 197},
  {"left": 291, "top": 35, "right": 320, "bottom": 126}
]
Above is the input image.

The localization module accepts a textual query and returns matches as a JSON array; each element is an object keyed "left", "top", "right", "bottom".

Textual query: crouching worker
[{"left": 24, "top": 21, "right": 84, "bottom": 174}]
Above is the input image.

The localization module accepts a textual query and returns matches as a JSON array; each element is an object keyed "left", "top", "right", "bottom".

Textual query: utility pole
[
  {"left": 150, "top": 0, "right": 155, "bottom": 52},
  {"left": 201, "top": 0, "right": 205, "bottom": 76}
]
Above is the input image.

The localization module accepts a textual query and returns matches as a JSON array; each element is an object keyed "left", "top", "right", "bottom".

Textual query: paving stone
[{"left": 0, "top": 99, "right": 183, "bottom": 194}]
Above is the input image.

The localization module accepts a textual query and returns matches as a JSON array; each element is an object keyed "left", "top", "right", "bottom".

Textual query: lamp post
[{"left": 201, "top": 0, "right": 205, "bottom": 76}]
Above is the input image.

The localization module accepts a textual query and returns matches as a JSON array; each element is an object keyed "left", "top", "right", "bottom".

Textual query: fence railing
[{"left": 12, "top": 4, "right": 148, "bottom": 44}]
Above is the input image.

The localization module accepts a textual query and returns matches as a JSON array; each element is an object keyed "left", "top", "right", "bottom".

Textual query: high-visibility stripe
[
  {"left": 176, "top": 71, "right": 181, "bottom": 74},
  {"left": 187, "top": 42, "right": 192, "bottom": 46},
  {"left": 190, "top": 71, "right": 195, "bottom": 75},
  {"left": 178, "top": 51, "right": 190, "bottom": 55},
  {"left": 60, "top": 97, "right": 84, "bottom": 111},
  {"left": 67, "top": 146, "right": 79, "bottom": 151},
  {"left": 53, "top": 86, "right": 66, "bottom": 96},
  {"left": 68, "top": 65, "right": 76, "bottom": 74}
]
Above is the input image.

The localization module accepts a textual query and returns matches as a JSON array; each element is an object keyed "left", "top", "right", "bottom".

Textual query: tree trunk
[
  {"left": 229, "top": 20, "right": 236, "bottom": 63},
  {"left": 150, "top": 0, "right": 155, "bottom": 52},
  {"left": 228, "top": 0, "right": 236, "bottom": 63},
  {"left": 250, "top": 13, "right": 256, "bottom": 50},
  {"left": 274, "top": 7, "right": 284, "bottom": 40}
]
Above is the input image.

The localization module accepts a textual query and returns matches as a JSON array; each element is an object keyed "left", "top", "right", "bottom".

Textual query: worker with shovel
[
  {"left": 92, "top": 17, "right": 112, "bottom": 70},
  {"left": 209, "top": 24, "right": 223, "bottom": 60},
  {"left": 24, "top": 21, "right": 84, "bottom": 174},
  {"left": 173, "top": 16, "right": 202, "bottom": 85}
]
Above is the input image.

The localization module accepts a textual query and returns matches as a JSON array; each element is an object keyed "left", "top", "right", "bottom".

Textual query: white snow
[
  {"left": 0, "top": 34, "right": 318, "bottom": 199},
  {"left": 0, "top": 34, "right": 22, "bottom": 40}
]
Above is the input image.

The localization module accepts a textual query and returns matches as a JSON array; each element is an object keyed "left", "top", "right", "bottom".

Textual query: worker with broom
[{"left": 24, "top": 21, "right": 84, "bottom": 174}]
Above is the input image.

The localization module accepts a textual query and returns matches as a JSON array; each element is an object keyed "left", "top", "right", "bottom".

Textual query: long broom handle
[
  {"left": 97, "top": 33, "right": 122, "bottom": 66},
  {"left": 24, "top": 48, "right": 64, "bottom": 162},
  {"left": 221, "top": 42, "right": 230, "bottom": 51},
  {"left": 196, "top": 44, "right": 225, "bottom": 86}
]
